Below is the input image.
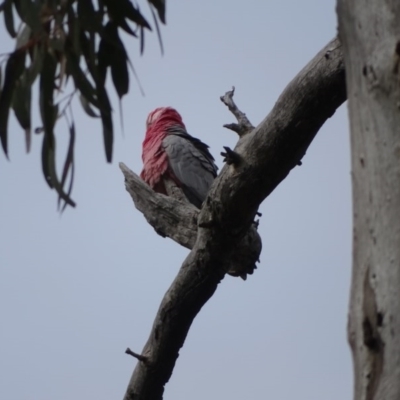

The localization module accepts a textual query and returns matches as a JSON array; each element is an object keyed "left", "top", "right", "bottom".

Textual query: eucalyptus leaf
[
  {"left": 58, "top": 122, "right": 76, "bottom": 211},
  {"left": 40, "top": 51, "right": 57, "bottom": 187},
  {"left": 150, "top": 4, "right": 164, "bottom": 55},
  {"left": 67, "top": 7, "right": 81, "bottom": 57},
  {"left": 79, "top": 31, "right": 97, "bottom": 81},
  {"left": 50, "top": 37, "right": 65, "bottom": 53},
  {"left": 79, "top": 94, "right": 99, "bottom": 117},
  {"left": 148, "top": 0, "right": 166, "bottom": 24},
  {"left": 66, "top": 45, "right": 99, "bottom": 107},
  {"left": 13, "top": 0, "right": 42, "bottom": 33},
  {"left": 117, "top": 17, "right": 137, "bottom": 36},
  {"left": 139, "top": 25, "right": 144, "bottom": 55},
  {"left": 0, "top": 48, "right": 26, "bottom": 156},
  {"left": 110, "top": 29, "right": 129, "bottom": 98},
  {"left": 105, "top": 0, "right": 151, "bottom": 30},
  {"left": 27, "top": 44, "right": 44, "bottom": 84},
  {"left": 96, "top": 84, "right": 113, "bottom": 162},
  {"left": 15, "top": 24, "right": 31, "bottom": 49},
  {"left": 77, "top": 0, "right": 100, "bottom": 32},
  {"left": 3, "top": 0, "right": 17, "bottom": 38},
  {"left": 46, "top": 140, "right": 76, "bottom": 207},
  {"left": 97, "top": 27, "right": 114, "bottom": 85},
  {"left": 12, "top": 70, "right": 32, "bottom": 152},
  {"left": 40, "top": 51, "right": 76, "bottom": 207}
]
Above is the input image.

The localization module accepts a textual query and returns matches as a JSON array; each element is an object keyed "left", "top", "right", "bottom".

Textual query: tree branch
[
  {"left": 119, "top": 163, "right": 198, "bottom": 249},
  {"left": 220, "top": 86, "right": 255, "bottom": 137},
  {"left": 125, "top": 348, "right": 147, "bottom": 363},
  {"left": 122, "top": 37, "right": 346, "bottom": 400},
  {"left": 119, "top": 163, "right": 261, "bottom": 278}
]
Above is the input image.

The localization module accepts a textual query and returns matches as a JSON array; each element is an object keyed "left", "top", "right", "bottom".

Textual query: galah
[
  {"left": 140, "top": 107, "right": 218, "bottom": 208},
  {"left": 140, "top": 107, "right": 257, "bottom": 280}
]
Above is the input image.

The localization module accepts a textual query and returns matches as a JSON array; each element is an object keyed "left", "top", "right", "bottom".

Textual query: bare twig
[
  {"left": 125, "top": 348, "right": 147, "bottom": 363},
  {"left": 220, "top": 86, "right": 255, "bottom": 137}
]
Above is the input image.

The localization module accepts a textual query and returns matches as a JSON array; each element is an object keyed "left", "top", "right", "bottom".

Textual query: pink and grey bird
[{"left": 140, "top": 107, "right": 218, "bottom": 208}]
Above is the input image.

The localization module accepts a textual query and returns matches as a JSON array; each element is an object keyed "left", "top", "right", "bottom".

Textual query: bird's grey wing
[{"left": 162, "top": 133, "right": 218, "bottom": 208}]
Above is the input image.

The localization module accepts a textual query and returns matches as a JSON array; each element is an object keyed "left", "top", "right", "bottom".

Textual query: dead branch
[
  {"left": 119, "top": 164, "right": 198, "bottom": 249},
  {"left": 122, "top": 37, "right": 346, "bottom": 400},
  {"left": 220, "top": 86, "right": 255, "bottom": 137},
  {"left": 119, "top": 163, "right": 261, "bottom": 278}
]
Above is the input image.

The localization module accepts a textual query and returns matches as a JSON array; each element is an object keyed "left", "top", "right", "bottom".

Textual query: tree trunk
[{"left": 337, "top": 2, "right": 400, "bottom": 399}]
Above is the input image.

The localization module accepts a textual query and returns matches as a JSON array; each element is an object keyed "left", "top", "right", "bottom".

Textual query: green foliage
[{"left": 0, "top": 0, "right": 166, "bottom": 209}]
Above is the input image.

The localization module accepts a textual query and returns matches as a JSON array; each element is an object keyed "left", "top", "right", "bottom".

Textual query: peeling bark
[
  {"left": 122, "top": 37, "right": 346, "bottom": 400},
  {"left": 338, "top": 1, "right": 400, "bottom": 399}
]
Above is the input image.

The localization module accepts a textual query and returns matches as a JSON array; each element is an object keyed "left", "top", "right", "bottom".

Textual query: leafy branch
[{"left": 0, "top": 0, "right": 166, "bottom": 209}]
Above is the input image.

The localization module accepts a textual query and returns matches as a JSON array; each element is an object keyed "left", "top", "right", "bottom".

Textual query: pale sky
[{"left": 0, "top": 1, "right": 352, "bottom": 399}]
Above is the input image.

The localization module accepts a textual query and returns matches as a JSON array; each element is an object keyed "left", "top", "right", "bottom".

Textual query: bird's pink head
[
  {"left": 141, "top": 107, "right": 186, "bottom": 188},
  {"left": 145, "top": 107, "right": 186, "bottom": 131}
]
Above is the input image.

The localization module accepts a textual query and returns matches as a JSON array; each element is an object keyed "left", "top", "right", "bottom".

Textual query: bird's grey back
[{"left": 162, "top": 127, "right": 218, "bottom": 208}]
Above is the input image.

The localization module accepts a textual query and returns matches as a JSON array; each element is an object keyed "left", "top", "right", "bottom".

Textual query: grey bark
[
  {"left": 337, "top": 2, "right": 400, "bottom": 400},
  {"left": 122, "top": 37, "right": 346, "bottom": 400},
  {"left": 119, "top": 163, "right": 261, "bottom": 277}
]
